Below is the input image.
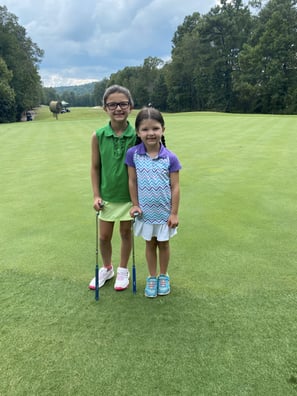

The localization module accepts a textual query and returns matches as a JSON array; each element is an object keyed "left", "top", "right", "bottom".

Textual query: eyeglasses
[{"left": 105, "top": 101, "right": 130, "bottom": 111}]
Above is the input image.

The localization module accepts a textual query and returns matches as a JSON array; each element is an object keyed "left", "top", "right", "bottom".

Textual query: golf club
[
  {"left": 95, "top": 203, "right": 104, "bottom": 301},
  {"left": 132, "top": 212, "right": 139, "bottom": 294},
  {"left": 95, "top": 211, "right": 99, "bottom": 301}
]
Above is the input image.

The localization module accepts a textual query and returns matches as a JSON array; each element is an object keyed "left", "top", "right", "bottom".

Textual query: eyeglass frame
[{"left": 105, "top": 101, "right": 131, "bottom": 111}]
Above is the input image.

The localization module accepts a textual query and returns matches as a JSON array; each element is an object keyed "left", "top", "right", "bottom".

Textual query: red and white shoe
[
  {"left": 114, "top": 267, "right": 130, "bottom": 291},
  {"left": 89, "top": 266, "right": 114, "bottom": 290}
]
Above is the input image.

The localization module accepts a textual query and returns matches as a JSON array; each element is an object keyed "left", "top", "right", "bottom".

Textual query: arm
[
  {"left": 90, "top": 132, "right": 103, "bottom": 211},
  {"left": 168, "top": 171, "right": 180, "bottom": 228},
  {"left": 127, "top": 166, "right": 142, "bottom": 217}
]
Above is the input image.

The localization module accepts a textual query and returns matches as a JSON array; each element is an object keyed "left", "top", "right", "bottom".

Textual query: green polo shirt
[{"left": 96, "top": 122, "right": 135, "bottom": 202}]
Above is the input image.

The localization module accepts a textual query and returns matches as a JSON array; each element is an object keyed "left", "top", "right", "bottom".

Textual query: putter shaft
[{"left": 95, "top": 211, "right": 99, "bottom": 301}]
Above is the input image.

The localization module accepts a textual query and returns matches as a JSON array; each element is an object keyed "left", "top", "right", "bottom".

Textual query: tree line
[
  {"left": 1, "top": 0, "right": 297, "bottom": 123},
  {"left": 0, "top": 6, "right": 43, "bottom": 122}
]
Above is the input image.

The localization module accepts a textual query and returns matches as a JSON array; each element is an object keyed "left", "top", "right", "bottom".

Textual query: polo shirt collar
[
  {"left": 138, "top": 142, "right": 167, "bottom": 158},
  {"left": 105, "top": 121, "right": 134, "bottom": 137}
]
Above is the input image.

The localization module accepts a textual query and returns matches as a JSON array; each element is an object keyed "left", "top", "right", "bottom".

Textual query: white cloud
[{"left": 2, "top": 0, "right": 218, "bottom": 86}]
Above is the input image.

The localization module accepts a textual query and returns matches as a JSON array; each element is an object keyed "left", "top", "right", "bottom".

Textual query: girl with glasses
[{"left": 89, "top": 85, "right": 136, "bottom": 292}]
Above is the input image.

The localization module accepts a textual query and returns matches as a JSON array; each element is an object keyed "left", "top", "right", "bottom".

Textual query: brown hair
[
  {"left": 102, "top": 85, "right": 134, "bottom": 107},
  {"left": 135, "top": 107, "right": 166, "bottom": 147}
]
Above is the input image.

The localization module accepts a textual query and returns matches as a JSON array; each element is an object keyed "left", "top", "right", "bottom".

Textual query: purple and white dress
[{"left": 125, "top": 142, "right": 181, "bottom": 241}]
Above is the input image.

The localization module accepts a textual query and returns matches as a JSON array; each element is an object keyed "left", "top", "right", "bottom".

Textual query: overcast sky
[{"left": 3, "top": 0, "right": 223, "bottom": 87}]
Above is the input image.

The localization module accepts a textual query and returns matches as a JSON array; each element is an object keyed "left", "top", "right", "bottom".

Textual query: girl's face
[
  {"left": 104, "top": 92, "right": 132, "bottom": 122},
  {"left": 137, "top": 118, "right": 165, "bottom": 149}
]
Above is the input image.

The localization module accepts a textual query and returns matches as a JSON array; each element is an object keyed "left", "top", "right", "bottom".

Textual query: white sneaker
[
  {"left": 114, "top": 267, "right": 130, "bottom": 291},
  {"left": 89, "top": 266, "right": 114, "bottom": 290}
]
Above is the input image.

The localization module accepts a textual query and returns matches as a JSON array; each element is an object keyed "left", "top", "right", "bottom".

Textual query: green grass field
[{"left": 1, "top": 107, "right": 297, "bottom": 395}]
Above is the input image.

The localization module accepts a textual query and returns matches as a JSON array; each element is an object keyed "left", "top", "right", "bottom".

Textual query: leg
[
  {"left": 146, "top": 237, "right": 158, "bottom": 276},
  {"left": 114, "top": 221, "right": 132, "bottom": 291},
  {"left": 119, "top": 220, "right": 132, "bottom": 268},
  {"left": 144, "top": 237, "right": 158, "bottom": 297},
  {"left": 89, "top": 220, "right": 114, "bottom": 290},
  {"left": 99, "top": 220, "right": 114, "bottom": 266},
  {"left": 158, "top": 240, "right": 170, "bottom": 275},
  {"left": 157, "top": 240, "right": 171, "bottom": 296}
]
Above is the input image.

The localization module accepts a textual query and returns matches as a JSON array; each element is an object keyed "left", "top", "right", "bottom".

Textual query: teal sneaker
[
  {"left": 144, "top": 276, "right": 158, "bottom": 298},
  {"left": 158, "top": 275, "right": 170, "bottom": 295}
]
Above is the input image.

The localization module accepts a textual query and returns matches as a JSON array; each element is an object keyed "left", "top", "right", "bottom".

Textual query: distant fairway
[{"left": 1, "top": 107, "right": 297, "bottom": 395}]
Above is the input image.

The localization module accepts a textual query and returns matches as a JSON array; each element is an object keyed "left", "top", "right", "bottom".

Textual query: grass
[{"left": 1, "top": 107, "right": 297, "bottom": 395}]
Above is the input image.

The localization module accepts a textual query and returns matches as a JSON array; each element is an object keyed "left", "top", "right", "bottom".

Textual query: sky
[{"left": 2, "top": 0, "right": 224, "bottom": 87}]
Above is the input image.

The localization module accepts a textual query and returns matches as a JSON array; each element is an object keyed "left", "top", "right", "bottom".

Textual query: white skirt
[{"left": 133, "top": 218, "right": 177, "bottom": 241}]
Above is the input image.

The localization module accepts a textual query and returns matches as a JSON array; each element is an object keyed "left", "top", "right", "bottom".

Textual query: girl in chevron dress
[{"left": 125, "top": 107, "right": 181, "bottom": 298}]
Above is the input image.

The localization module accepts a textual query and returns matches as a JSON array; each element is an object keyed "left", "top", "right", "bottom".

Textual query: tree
[
  {"left": 0, "top": 57, "right": 16, "bottom": 122},
  {"left": 142, "top": 57, "right": 164, "bottom": 105},
  {"left": 0, "top": 6, "right": 43, "bottom": 121},
  {"left": 109, "top": 65, "right": 151, "bottom": 108},
  {"left": 93, "top": 78, "right": 109, "bottom": 106},
  {"left": 195, "top": 0, "right": 253, "bottom": 111},
  {"left": 38, "top": 0, "right": 293, "bottom": 114},
  {"left": 150, "top": 70, "right": 168, "bottom": 111},
  {"left": 42, "top": 87, "right": 59, "bottom": 105},
  {"left": 235, "top": 0, "right": 297, "bottom": 113},
  {"left": 166, "top": 13, "right": 202, "bottom": 111},
  {"left": 167, "top": 2, "right": 253, "bottom": 112}
]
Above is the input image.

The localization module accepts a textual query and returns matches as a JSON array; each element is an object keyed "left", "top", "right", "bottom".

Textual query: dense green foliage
[
  {"left": 43, "top": 0, "right": 297, "bottom": 114},
  {"left": 1, "top": 0, "right": 297, "bottom": 122},
  {"left": 0, "top": 6, "right": 43, "bottom": 122}
]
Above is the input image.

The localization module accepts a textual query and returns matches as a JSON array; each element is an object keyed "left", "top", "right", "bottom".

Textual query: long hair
[{"left": 134, "top": 107, "right": 166, "bottom": 147}]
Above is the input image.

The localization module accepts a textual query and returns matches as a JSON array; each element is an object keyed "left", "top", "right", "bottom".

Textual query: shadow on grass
[{"left": 2, "top": 269, "right": 297, "bottom": 395}]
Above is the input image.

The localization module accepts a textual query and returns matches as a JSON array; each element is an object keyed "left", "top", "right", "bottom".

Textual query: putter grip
[
  {"left": 132, "top": 265, "right": 136, "bottom": 293},
  {"left": 95, "top": 265, "right": 99, "bottom": 301}
]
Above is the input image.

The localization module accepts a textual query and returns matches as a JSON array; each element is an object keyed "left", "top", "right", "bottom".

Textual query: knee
[
  {"left": 147, "top": 238, "right": 158, "bottom": 249},
  {"left": 120, "top": 228, "right": 131, "bottom": 241},
  {"left": 158, "top": 241, "right": 169, "bottom": 251},
  {"left": 100, "top": 234, "right": 111, "bottom": 243}
]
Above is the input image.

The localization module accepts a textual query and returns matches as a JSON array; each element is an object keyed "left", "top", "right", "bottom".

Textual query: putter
[
  {"left": 95, "top": 211, "right": 99, "bottom": 301},
  {"left": 132, "top": 212, "right": 139, "bottom": 294}
]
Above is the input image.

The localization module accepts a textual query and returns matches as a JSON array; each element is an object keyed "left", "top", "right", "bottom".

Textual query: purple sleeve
[
  {"left": 125, "top": 147, "right": 136, "bottom": 167},
  {"left": 169, "top": 152, "right": 182, "bottom": 173}
]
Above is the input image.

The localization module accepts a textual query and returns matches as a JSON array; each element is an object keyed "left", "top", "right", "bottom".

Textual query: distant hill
[{"left": 55, "top": 82, "right": 98, "bottom": 96}]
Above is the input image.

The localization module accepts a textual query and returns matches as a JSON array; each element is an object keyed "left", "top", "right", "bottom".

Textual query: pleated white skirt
[{"left": 133, "top": 218, "right": 177, "bottom": 241}]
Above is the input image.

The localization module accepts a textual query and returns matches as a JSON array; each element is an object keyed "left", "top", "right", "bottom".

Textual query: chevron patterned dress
[{"left": 126, "top": 143, "right": 181, "bottom": 241}]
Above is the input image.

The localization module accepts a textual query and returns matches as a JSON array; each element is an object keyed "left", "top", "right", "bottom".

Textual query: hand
[
  {"left": 167, "top": 214, "right": 179, "bottom": 228},
  {"left": 130, "top": 206, "right": 142, "bottom": 218},
  {"left": 93, "top": 197, "right": 104, "bottom": 211}
]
